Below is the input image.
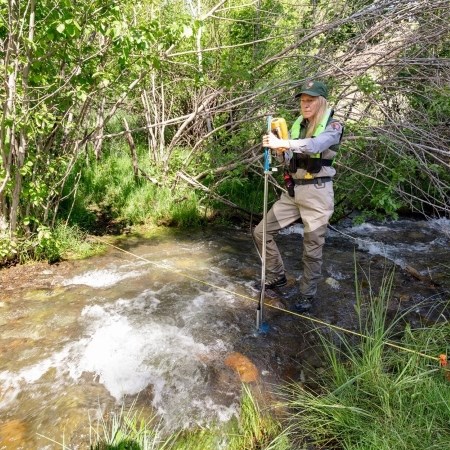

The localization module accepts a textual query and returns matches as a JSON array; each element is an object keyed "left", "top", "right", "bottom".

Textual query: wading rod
[{"left": 257, "top": 116, "right": 272, "bottom": 333}]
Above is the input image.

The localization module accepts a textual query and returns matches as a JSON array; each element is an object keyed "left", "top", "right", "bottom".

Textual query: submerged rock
[{"left": 224, "top": 352, "right": 259, "bottom": 383}]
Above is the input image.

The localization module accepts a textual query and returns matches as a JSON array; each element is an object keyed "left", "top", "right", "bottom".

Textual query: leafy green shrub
[
  {"left": 33, "top": 225, "right": 61, "bottom": 263},
  {"left": 0, "top": 235, "right": 17, "bottom": 264}
]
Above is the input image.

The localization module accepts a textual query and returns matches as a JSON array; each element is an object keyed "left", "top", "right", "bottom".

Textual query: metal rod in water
[
  {"left": 257, "top": 116, "right": 272, "bottom": 332},
  {"left": 257, "top": 169, "right": 269, "bottom": 330}
]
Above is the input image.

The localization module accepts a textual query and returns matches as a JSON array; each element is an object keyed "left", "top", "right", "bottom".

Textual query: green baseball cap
[{"left": 295, "top": 80, "right": 328, "bottom": 99}]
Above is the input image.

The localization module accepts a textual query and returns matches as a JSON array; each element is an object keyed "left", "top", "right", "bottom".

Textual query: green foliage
[
  {"left": 216, "top": 171, "right": 271, "bottom": 216},
  {"left": 333, "top": 135, "right": 424, "bottom": 222},
  {"left": 53, "top": 223, "right": 104, "bottom": 259},
  {"left": 0, "top": 222, "right": 102, "bottom": 266},
  {"left": 409, "top": 85, "right": 450, "bottom": 125},
  {"left": 61, "top": 128, "right": 280, "bottom": 229},
  {"left": 398, "top": 37, "right": 450, "bottom": 127},
  {"left": 169, "top": 191, "right": 205, "bottom": 228},
  {"left": 32, "top": 225, "right": 61, "bottom": 263},
  {"left": 91, "top": 441, "right": 141, "bottom": 450},
  {"left": 21, "top": 155, "right": 64, "bottom": 212},
  {"left": 121, "top": 186, "right": 158, "bottom": 224},
  {"left": 228, "top": 384, "right": 290, "bottom": 450},
  {"left": 61, "top": 145, "right": 209, "bottom": 231},
  {"left": 0, "top": 235, "right": 17, "bottom": 263},
  {"left": 355, "top": 74, "right": 381, "bottom": 99},
  {"left": 88, "top": 401, "right": 166, "bottom": 450},
  {"left": 1, "top": 0, "right": 196, "bottom": 239},
  {"left": 220, "top": 0, "right": 284, "bottom": 86},
  {"left": 3, "top": 0, "right": 448, "bottom": 251}
]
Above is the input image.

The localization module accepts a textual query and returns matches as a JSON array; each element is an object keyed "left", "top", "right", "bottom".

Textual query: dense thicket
[{"left": 1, "top": 0, "right": 449, "bottom": 260}]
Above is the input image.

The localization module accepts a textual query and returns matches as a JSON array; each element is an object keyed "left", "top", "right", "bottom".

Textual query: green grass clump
[
  {"left": 0, "top": 223, "right": 104, "bottom": 266},
  {"left": 285, "top": 268, "right": 450, "bottom": 450},
  {"left": 53, "top": 223, "right": 105, "bottom": 259},
  {"left": 86, "top": 385, "right": 289, "bottom": 450}
]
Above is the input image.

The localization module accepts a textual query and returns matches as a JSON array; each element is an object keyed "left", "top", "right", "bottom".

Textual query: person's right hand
[{"left": 263, "top": 132, "right": 288, "bottom": 150}]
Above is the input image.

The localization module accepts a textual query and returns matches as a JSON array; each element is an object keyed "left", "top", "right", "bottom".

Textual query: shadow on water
[{"left": 0, "top": 218, "right": 449, "bottom": 448}]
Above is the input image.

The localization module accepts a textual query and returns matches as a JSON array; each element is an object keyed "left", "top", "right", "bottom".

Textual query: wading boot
[
  {"left": 264, "top": 273, "right": 287, "bottom": 289},
  {"left": 255, "top": 273, "right": 287, "bottom": 290}
]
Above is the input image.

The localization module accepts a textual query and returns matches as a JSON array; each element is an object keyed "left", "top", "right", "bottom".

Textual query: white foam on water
[
  {"left": 427, "top": 218, "right": 450, "bottom": 236},
  {"left": 328, "top": 220, "right": 449, "bottom": 269},
  {"left": 350, "top": 222, "right": 392, "bottom": 234},
  {"left": 81, "top": 303, "right": 105, "bottom": 319},
  {"left": 279, "top": 223, "right": 304, "bottom": 236},
  {"left": 325, "top": 277, "right": 341, "bottom": 290},
  {"left": 70, "top": 301, "right": 239, "bottom": 428},
  {"left": 327, "top": 265, "right": 348, "bottom": 281},
  {"left": 346, "top": 218, "right": 450, "bottom": 241},
  {"left": 0, "top": 290, "right": 239, "bottom": 428},
  {"left": 62, "top": 267, "right": 145, "bottom": 288},
  {"left": 0, "top": 345, "right": 74, "bottom": 409},
  {"left": 32, "top": 293, "right": 235, "bottom": 416},
  {"left": 190, "top": 396, "right": 237, "bottom": 424},
  {"left": 154, "top": 259, "right": 175, "bottom": 270},
  {"left": 192, "top": 295, "right": 206, "bottom": 307},
  {"left": 68, "top": 313, "right": 161, "bottom": 400},
  {"left": 82, "top": 289, "right": 161, "bottom": 318},
  {"left": 0, "top": 371, "right": 20, "bottom": 408},
  {"left": 181, "top": 290, "right": 239, "bottom": 332},
  {"left": 356, "top": 240, "right": 431, "bottom": 268},
  {"left": 116, "top": 290, "right": 160, "bottom": 310}
]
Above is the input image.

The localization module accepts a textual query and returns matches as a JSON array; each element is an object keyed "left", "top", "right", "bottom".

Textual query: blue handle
[{"left": 264, "top": 116, "right": 272, "bottom": 172}]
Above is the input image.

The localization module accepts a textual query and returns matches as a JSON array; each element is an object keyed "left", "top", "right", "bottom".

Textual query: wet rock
[
  {"left": 224, "top": 352, "right": 259, "bottom": 383},
  {"left": 397, "top": 294, "right": 412, "bottom": 302},
  {"left": 325, "top": 277, "right": 340, "bottom": 289}
]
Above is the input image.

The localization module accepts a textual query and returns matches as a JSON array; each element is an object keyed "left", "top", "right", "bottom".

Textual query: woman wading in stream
[{"left": 253, "top": 80, "right": 344, "bottom": 312}]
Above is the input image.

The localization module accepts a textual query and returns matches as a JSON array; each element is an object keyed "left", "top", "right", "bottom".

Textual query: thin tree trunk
[
  {"left": 141, "top": 89, "right": 157, "bottom": 163},
  {"left": 0, "top": 0, "right": 21, "bottom": 232},
  {"left": 93, "top": 34, "right": 106, "bottom": 160},
  {"left": 123, "top": 118, "right": 139, "bottom": 180},
  {"left": 93, "top": 97, "right": 106, "bottom": 160},
  {"left": 4, "top": 0, "right": 22, "bottom": 234}
]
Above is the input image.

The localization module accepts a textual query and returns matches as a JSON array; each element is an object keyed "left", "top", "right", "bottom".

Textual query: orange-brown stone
[{"left": 224, "top": 352, "right": 258, "bottom": 383}]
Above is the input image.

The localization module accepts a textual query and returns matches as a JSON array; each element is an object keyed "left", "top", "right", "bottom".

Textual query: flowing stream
[{"left": 0, "top": 219, "right": 449, "bottom": 449}]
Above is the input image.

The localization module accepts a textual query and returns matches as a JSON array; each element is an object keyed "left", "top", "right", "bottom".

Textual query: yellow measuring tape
[{"left": 89, "top": 235, "right": 445, "bottom": 366}]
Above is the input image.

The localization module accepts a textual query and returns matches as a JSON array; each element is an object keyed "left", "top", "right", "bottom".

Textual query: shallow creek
[{"left": 0, "top": 219, "right": 449, "bottom": 449}]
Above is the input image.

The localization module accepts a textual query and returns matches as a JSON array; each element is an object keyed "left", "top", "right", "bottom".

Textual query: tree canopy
[{"left": 1, "top": 0, "right": 449, "bottom": 254}]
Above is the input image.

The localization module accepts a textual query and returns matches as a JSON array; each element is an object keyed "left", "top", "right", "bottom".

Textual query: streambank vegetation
[{"left": 1, "top": 0, "right": 449, "bottom": 266}]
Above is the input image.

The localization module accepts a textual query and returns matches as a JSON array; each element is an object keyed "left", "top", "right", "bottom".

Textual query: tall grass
[
  {"left": 52, "top": 222, "right": 105, "bottom": 259},
  {"left": 62, "top": 145, "right": 207, "bottom": 231},
  {"left": 284, "top": 267, "right": 450, "bottom": 449}
]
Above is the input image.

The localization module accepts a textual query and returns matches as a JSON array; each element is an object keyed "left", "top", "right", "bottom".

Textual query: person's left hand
[{"left": 263, "top": 132, "right": 287, "bottom": 149}]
